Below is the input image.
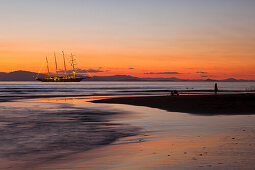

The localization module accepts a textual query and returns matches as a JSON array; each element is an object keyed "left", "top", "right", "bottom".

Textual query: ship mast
[
  {"left": 46, "top": 56, "right": 50, "bottom": 77},
  {"left": 54, "top": 52, "right": 58, "bottom": 76},
  {"left": 70, "top": 53, "right": 76, "bottom": 78},
  {"left": 62, "top": 51, "right": 67, "bottom": 78}
]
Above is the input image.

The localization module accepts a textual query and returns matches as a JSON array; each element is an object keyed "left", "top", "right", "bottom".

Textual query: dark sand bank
[{"left": 92, "top": 93, "right": 255, "bottom": 115}]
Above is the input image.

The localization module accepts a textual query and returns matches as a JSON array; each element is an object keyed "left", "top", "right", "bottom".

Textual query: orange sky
[
  {"left": 1, "top": 37, "right": 254, "bottom": 80},
  {"left": 0, "top": 1, "right": 255, "bottom": 80}
]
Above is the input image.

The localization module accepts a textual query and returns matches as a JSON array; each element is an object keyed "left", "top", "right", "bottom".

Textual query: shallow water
[
  {"left": 0, "top": 98, "right": 140, "bottom": 169},
  {"left": 1, "top": 96, "right": 254, "bottom": 169},
  {"left": 48, "top": 101, "right": 255, "bottom": 169}
]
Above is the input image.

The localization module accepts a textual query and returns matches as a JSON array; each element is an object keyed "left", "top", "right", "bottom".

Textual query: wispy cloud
[
  {"left": 77, "top": 69, "right": 104, "bottom": 73},
  {"left": 201, "top": 75, "right": 216, "bottom": 78},
  {"left": 59, "top": 69, "right": 104, "bottom": 73},
  {"left": 144, "top": 72, "right": 181, "bottom": 75},
  {"left": 196, "top": 72, "right": 207, "bottom": 74}
]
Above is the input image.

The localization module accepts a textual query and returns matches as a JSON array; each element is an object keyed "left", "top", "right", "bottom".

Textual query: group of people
[
  {"left": 170, "top": 83, "right": 219, "bottom": 96},
  {"left": 170, "top": 90, "right": 179, "bottom": 96}
]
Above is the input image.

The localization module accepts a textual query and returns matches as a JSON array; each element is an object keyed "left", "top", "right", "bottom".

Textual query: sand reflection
[{"left": 37, "top": 99, "right": 255, "bottom": 169}]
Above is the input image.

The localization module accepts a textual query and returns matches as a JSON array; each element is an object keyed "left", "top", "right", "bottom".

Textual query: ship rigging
[{"left": 36, "top": 52, "right": 86, "bottom": 82}]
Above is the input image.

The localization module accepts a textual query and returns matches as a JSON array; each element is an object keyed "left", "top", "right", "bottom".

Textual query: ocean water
[{"left": 0, "top": 81, "right": 254, "bottom": 98}]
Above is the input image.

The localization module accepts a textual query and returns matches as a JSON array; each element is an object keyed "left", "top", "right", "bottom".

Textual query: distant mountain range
[
  {"left": 0, "top": 71, "right": 45, "bottom": 81},
  {"left": 0, "top": 71, "right": 254, "bottom": 82}
]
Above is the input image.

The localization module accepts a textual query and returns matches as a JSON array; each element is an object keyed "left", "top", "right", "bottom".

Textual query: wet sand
[
  {"left": 92, "top": 93, "right": 255, "bottom": 115},
  {"left": 1, "top": 95, "right": 255, "bottom": 169},
  {"left": 38, "top": 101, "right": 255, "bottom": 169}
]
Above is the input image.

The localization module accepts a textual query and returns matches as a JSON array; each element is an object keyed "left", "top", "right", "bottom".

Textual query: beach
[
  {"left": 0, "top": 82, "right": 255, "bottom": 169},
  {"left": 40, "top": 94, "right": 255, "bottom": 169}
]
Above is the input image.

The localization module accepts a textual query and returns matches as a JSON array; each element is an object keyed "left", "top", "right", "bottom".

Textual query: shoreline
[
  {"left": 91, "top": 93, "right": 255, "bottom": 115},
  {"left": 0, "top": 90, "right": 253, "bottom": 102},
  {"left": 37, "top": 95, "right": 255, "bottom": 169},
  {"left": 1, "top": 93, "right": 255, "bottom": 169},
  {"left": 2, "top": 92, "right": 255, "bottom": 115}
]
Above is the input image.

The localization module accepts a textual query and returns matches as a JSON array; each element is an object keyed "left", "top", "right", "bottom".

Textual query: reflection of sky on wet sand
[
  {"left": 1, "top": 97, "right": 255, "bottom": 169},
  {"left": 0, "top": 98, "right": 140, "bottom": 170},
  {"left": 36, "top": 98, "right": 255, "bottom": 169},
  {"left": 103, "top": 105, "right": 255, "bottom": 169}
]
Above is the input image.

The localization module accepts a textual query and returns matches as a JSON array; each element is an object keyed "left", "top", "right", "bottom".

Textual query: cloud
[
  {"left": 59, "top": 69, "right": 104, "bottom": 73},
  {"left": 77, "top": 69, "right": 104, "bottom": 73},
  {"left": 196, "top": 72, "right": 207, "bottom": 74},
  {"left": 129, "top": 67, "right": 135, "bottom": 69},
  {"left": 201, "top": 75, "right": 216, "bottom": 78},
  {"left": 144, "top": 72, "right": 181, "bottom": 75}
]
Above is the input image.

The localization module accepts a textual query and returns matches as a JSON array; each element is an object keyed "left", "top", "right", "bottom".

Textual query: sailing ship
[{"left": 36, "top": 52, "right": 85, "bottom": 82}]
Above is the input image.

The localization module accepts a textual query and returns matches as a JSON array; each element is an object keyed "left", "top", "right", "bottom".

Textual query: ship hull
[{"left": 36, "top": 77, "right": 84, "bottom": 82}]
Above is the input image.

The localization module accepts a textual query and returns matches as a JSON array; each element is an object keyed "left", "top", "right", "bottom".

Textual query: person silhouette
[{"left": 214, "top": 83, "right": 218, "bottom": 95}]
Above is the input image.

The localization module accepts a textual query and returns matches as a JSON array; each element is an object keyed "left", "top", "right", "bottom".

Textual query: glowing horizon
[{"left": 1, "top": 0, "right": 255, "bottom": 80}]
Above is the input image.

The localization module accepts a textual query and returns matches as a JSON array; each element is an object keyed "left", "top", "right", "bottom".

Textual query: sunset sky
[{"left": 0, "top": 0, "right": 255, "bottom": 79}]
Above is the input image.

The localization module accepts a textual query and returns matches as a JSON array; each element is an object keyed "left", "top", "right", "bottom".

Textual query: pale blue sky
[{"left": 1, "top": 0, "right": 255, "bottom": 42}]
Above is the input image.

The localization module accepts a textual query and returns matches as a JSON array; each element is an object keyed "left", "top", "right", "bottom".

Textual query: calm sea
[{"left": 0, "top": 81, "right": 254, "bottom": 97}]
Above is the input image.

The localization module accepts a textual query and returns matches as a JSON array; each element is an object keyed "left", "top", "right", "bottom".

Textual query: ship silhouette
[{"left": 36, "top": 51, "right": 86, "bottom": 82}]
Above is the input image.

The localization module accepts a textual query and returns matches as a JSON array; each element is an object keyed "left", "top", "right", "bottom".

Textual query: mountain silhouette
[
  {"left": 0, "top": 71, "right": 254, "bottom": 82},
  {"left": 0, "top": 71, "right": 45, "bottom": 81}
]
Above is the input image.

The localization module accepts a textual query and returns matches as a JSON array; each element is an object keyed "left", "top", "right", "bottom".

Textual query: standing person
[{"left": 214, "top": 83, "right": 218, "bottom": 95}]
